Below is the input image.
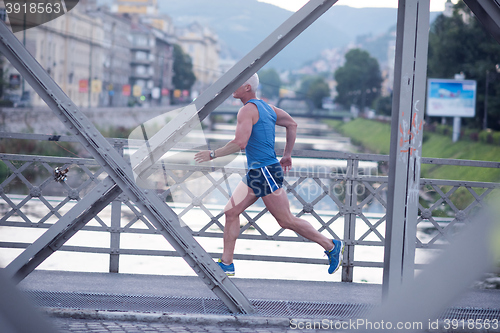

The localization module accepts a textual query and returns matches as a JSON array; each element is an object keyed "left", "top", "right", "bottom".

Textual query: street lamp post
[{"left": 483, "top": 64, "right": 500, "bottom": 130}]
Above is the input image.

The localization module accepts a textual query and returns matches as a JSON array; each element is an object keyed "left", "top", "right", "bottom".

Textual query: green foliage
[
  {"left": 328, "top": 118, "right": 500, "bottom": 183},
  {"left": 0, "top": 161, "right": 10, "bottom": 181},
  {"left": 258, "top": 68, "right": 281, "bottom": 99},
  {"left": 172, "top": 44, "right": 196, "bottom": 91},
  {"left": 372, "top": 95, "right": 392, "bottom": 116},
  {"left": 328, "top": 118, "right": 390, "bottom": 154},
  {"left": 427, "top": 1, "right": 500, "bottom": 130},
  {"left": 0, "top": 55, "right": 8, "bottom": 99},
  {"left": 97, "top": 126, "right": 132, "bottom": 139},
  {"left": 327, "top": 118, "right": 500, "bottom": 211},
  {"left": 299, "top": 76, "right": 330, "bottom": 109},
  {"left": 334, "top": 48, "right": 382, "bottom": 110},
  {"left": 0, "top": 139, "right": 82, "bottom": 158}
]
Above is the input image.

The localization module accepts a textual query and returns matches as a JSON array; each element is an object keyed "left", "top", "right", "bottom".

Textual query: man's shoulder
[{"left": 238, "top": 102, "right": 259, "bottom": 115}]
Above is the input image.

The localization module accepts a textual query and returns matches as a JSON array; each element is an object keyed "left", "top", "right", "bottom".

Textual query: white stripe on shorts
[{"left": 262, "top": 166, "right": 279, "bottom": 192}]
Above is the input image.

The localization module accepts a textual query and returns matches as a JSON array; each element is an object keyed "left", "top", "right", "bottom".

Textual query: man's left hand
[
  {"left": 194, "top": 150, "right": 211, "bottom": 163},
  {"left": 280, "top": 156, "right": 292, "bottom": 173}
]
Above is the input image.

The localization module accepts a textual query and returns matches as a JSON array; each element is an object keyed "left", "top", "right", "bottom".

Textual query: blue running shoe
[
  {"left": 325, "top": 239, "right": 345, "bottom": 274},
  {"left": 217, "top": 259, "right": 235, "bottom": 276}
]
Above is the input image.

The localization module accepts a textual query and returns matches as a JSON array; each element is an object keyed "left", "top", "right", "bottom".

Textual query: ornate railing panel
[{"left": 1, "top": 134, "right": 499, "bottom": 282}]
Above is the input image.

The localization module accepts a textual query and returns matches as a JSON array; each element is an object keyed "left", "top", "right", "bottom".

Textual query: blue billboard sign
[{"left": 426, "top": 79, "right": 477, "bottom": 118}]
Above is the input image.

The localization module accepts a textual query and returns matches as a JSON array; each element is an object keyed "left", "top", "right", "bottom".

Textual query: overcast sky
[{"left": 257, "top": 0, "right": 456, "bottom": 12}]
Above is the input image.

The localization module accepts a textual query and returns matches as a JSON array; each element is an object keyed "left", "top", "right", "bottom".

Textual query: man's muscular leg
[{"left": 221, "top": 181, "right": 258, "bottom": 264}]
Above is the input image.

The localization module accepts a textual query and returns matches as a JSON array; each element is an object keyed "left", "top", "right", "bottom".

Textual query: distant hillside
[
  {"left": 160, "top": 0, "right": 352, "bottom": 69},
  {"left": 160, "top": 0, "right": 440, "bottom": 70},
  {"left": 96, "top": 0, "right": 440, "bottom": 70}
]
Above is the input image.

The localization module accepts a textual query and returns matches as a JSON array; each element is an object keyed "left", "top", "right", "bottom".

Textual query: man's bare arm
[
  {"left": 272, "top": 105, "right": 297, "bottom": 172},
  {"left": 194, "top": 104, "right": 256, "bottom": 163},
  {"left": 273, "top": 106, "right": 297, "bottom": 158}
]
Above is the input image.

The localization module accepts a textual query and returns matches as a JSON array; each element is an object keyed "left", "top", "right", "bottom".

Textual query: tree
[
  {"left": 334, "top": 49, "right": 382, "bottom": 110},
  {"left": 258, "top": 68, "right": 281, "bottom": 99},
  {"left": 172, "top": 44, "right": 196, "bottom": 91},
  {"left": 373, "top": 95, "right": 392, "bottom": 116},
  {"left": 299, "top": 75, "right": 330, "bottom": 109},
  {"left": 0, "top": 55, "right": 13, "bottom": 105},
  {"left": 427, "top": 1, "right": 500, "bottom": 130}
]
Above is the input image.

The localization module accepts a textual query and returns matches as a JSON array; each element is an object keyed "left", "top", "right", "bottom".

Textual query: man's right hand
[
  {"left": 280, "top": 156, "right": 292, "bottom": 173},
  {"left": 194, "top": 150, "right": 211, "bottom": 163}
]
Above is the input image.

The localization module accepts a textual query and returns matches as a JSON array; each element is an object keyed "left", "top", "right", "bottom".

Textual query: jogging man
[{"left": 194, "top": 73, "right": 344, "bottom": 276}]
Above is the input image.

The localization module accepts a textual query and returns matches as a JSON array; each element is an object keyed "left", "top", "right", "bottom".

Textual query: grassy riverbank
[{"left": 326, "top": 118, "right": 500, "bottom": 183}]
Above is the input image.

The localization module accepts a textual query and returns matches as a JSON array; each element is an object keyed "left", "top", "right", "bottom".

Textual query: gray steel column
[
  {"left": 110, "top": 199, "right": 122, "bottom": 273},
  {"left": 110, "top": 143, "right": 124, "bottom": 273},
  {"left": 342, "top": 158, "right": 358, "bottom": 282},
  {"left": 382, "top": 0, "right": 430, "bottom": 299}
]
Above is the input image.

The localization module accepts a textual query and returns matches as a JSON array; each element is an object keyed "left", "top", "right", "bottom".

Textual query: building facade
[
  {"left": 175, "top": 22, "right": 220, "bottom": 93},
  {"left": 1, "top": 3, "right": 105, "bottom": 108},
  {"left": 92, "top": 7, "right": 133, "bottom": 107}
]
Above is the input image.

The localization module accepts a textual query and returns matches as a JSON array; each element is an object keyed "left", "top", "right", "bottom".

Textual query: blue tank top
[{"left": 244, "top": 99, "right": 279, "bottom": 169}]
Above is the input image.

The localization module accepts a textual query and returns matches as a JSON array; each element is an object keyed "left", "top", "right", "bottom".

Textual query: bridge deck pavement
[{"left": 18, "top": 270, "right": 500, "bottom": 310}]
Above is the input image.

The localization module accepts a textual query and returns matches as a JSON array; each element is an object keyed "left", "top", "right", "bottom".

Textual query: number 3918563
[{"left": 6, "top": 2, "right": 62, "bottom": 15}]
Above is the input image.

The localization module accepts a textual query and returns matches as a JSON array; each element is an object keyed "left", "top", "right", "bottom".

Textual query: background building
[
  {"left": 112, "top": 0, "right": 158, "bottom": 15},
  {"left": 92, "top": 7, "right": 133, "bottom": 107},
  {"left": 175, "top": 22, "right": 220, "bottom": 94},
  {"left": 6, "top": 4, "right": 105, "bottom": 108},
  {"left": 0, "top": 0, "right": 215, "bottom": 108}
]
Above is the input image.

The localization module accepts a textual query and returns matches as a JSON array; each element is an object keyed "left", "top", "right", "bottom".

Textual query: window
[
  {"left": 134, "top": 35, "right": 148, "bottom": 47},
  {"left": 136, "top": 66, "right": 146, "bottom": 75},
  {"left": 135, "top": 51, "right": 147, "bottom": 60}
]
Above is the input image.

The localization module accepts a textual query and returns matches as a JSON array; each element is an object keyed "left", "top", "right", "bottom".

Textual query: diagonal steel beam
[
  {"left": 463, "top": 0, "right": 500, "bottom": 44},
  {"left": 0, "top": 22, "right": 253, "bottom": 314},
  {"left": 5, "top": 178, "right": 122, "bottom": 281},
  {"left": 0, "top": 0, "right": 339, "bottom": 313}
]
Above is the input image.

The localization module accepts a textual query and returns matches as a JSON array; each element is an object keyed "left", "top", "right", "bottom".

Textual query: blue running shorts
[{"left": 243, "top": 162, "right": 283, "bottom": 198}]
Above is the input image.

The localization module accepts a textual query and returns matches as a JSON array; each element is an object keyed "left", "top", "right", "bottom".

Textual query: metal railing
[{"left": 1, "top": 133, "right": 499, "bottom": 282}]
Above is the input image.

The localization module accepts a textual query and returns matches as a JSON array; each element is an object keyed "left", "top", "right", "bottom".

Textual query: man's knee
[{"left": 224, "top": 206, "right": 241, "bottom": 220}]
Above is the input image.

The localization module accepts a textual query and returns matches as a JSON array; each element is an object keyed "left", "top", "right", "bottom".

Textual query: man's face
[{"left": 232, "top": 83, "right": 249, "bottom": 99}]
